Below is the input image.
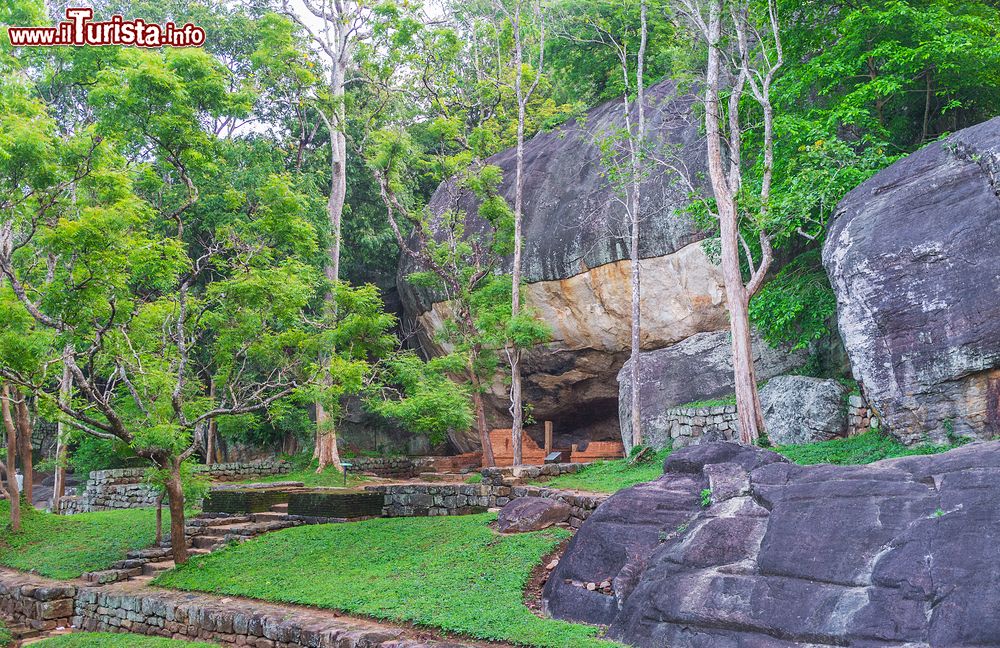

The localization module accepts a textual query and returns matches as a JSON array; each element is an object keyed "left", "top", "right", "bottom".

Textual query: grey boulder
[
  {"left": 618, "top": 330, "right": 808, "bottom": 451},
  {"left": 759, "top": 375, "right": 848, "bottom": 445},
  {"left": 824, "top": 116, "right": 1000, "bottom": 443},
  {"left": 496, "top": 497, "right": 571, "bottom": 533}
]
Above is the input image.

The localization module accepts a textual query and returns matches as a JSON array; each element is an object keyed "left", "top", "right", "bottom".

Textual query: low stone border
[
  {"left": 346, "top": 456, "right": 417, "bottom": 479},
  {"left": 0, "top": 567, "right": 478, "bottom": 647},
  {"left": 0, "top": 569, "right": 76, "bottom": 632},
  {"left": 366, "top": 467, "right": 607, "bottom": 528}
]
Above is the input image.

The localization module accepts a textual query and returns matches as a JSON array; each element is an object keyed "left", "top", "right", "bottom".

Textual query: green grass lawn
[
  {"left": 539, "top": 449, "right": 671, "bottom": 494},
  {"left": 0, "top": 618, "right": 11, "bottom": 647},
  {"left": 0, "top": 503, "right": 157, "bottom": 579},
  {"left": 529, "top": 432, "right": 958, "bottom": 494},
  {"left": 33, "top": 633, "right": 218, "bottom": 647},
  {"left": 773, "top": 429, "right": 956, "bottom": 465},
  {"left": 155, "top": 514, "right": 618, "bottom": 648}
]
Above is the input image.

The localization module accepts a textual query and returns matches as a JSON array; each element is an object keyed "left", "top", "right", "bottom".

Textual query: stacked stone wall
[{"left": 58, "top": 460, "right": 291, "bottom": 514}]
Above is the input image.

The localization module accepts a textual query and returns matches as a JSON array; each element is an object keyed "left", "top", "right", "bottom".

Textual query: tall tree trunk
[
  {"left": 163, "top": 458, "right": 188, "bottom": 565},
  {"left": 470, "top": 364, "right": 495, "bottom": 468},
  {"left": 315, "top": 402, "right": 343, "bottom": 474},
  {"left": 51, "top": 352, "right": 72, "bottom": 512},
  {"left": 510, "top": 49, "right": 527, "bottom": 468},
  {"left": 155, "top": 492, "right": 165, "bottom": 545},
  {"left": 628, "top": 0, "right": 649, "bottom": 450},
  {"left": 703, "top": 0, "right": 764, "bottom": 445},
  {"left": 315, "top": 61, "right": 348, "bottom": 470},
  {"left": 206, "top": 378, "right": 217, "bottom": 465},
  {"left": 1, "top": 385, "right": 21, "bottom": 532},
  {"left": 14, "top": 393, "right": 32, "bottom": 507}
]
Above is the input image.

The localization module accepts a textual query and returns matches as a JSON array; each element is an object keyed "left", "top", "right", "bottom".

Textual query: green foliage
[
  {"left": 145, "top": 460, "right": 211, "bottom": 504},
  {"left": 67, "top": 436, "right": 142, "bottom": 479},
  {"left": 749, "top": 250, "right": 838, "bottom": 350},
  {"left": 367, "top": 353, "right": 474, "bottom": 445},
  {"left": 700, "top": 489, "right": 712, "bottom": 508},
  {"left": 0, "top": 503, "right": 156, "bottom": 579},
  {"left": 156, "top": 514, "right": 617, "bottom": 647},
  {"left": 32, "top": 634, "right": 218, "bottom": 648},
  {"left": 537, "top": 449, "right": 671, "bottom": 493},
  {"left": 465, "top": 472, "right": 484, "bottom": 484},
  {"left": 0, "top": 620, "right": 9, "bottom": 648}
]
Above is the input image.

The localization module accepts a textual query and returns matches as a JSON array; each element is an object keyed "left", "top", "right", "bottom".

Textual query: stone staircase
[{"left": 82, "top": 502, "right": 299, "bottom": 585}]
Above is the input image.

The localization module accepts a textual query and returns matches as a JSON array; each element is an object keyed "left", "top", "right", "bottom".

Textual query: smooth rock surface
[
  {"left": 618, "top": 330, "right": 808, "bottom": 450},
  {"left": 759, "top": 375, "right": 849, "bottom": 445},
  {"left": 497, "top": 497, "right": 571, "bottom": 533},
  {"left": 544, "top": 440, "right": 1000, "bottom": 647},
  {"left": 824, "top": 117, "right": 1000, "bottom": 443},
  {"left": 400, "top": 80, "right": 726, "bottom": 450}
]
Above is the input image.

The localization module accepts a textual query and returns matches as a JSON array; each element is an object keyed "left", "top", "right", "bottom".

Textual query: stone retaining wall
[
  {"left": 346, "top": 456, "right": 417, "bottom": 479},
  {"left": 59, "top": 460, "right": 291, "bottom": 514},
  {"left": 645, "top": 405, "right": 740, "bottom": 450},
  {"left": 366, "top": 464, "right": 607, "bottom": 528},
  {"left": 0, "top": 568, "right": 75, "bottom": 632},
  {"left": 0, "top": 567, "right": 470, "bottom": 647},
  {"left": 848, "top": 394, "right": 880, "bottom": 436}
]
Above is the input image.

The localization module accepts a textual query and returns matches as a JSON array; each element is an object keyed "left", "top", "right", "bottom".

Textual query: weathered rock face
[
  {"left": 544, "top": 440, "right": 1000, "bottom": 647},
  {"left": 400, "top": 80, "right": 728, "bottom": 451},
  {"left": 824, "top": 117, "right": 1000, "bottom": 444},
  {"left": 617, "top": 331, "right": 808, "bottom": 450},
  {"left": 497, "top": 497, "right": 571, "bottom": 533},
  {"left": 759, "top": 376, "right": 848, "bottom": 445}
]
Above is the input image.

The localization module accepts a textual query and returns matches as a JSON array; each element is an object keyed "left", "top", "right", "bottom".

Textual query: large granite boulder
[
  {"left": 497, "top": 497, "right": 571, "bottom": 533},
  {"left": 617, "top": 331, "right": 808, "bottom": 451},
  {"left": 824, "top": 117, "right": 1000, "bottom": 444},
  {"left": 759, "top": 375, "right": 848, "bottom": 445},
  {"left": 544, "top": 440, "right": 1000, "bottom": 647},
  {"left": 400, "top": 80, "right": 727, "bottom": 452},
  {"left": 541, "top": 442, "right": 784, "bottom": 625}
]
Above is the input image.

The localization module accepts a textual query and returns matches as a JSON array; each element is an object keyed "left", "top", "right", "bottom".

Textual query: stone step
[
  {"left": 201, "top": 523, "right": 256, "bottom": 538},
  {"left": 142, "top": 560, "right": 175, "bottom": 576},
  {"left": 192, "top": 535, "right": 223, "bottom": 550},
  {"left": 188, "top": 514, "right": 252, "bottom": 527},
  {"left": 9, "top": 623, "right": 41, "bottom": 640},
  {"left": 251, "top": 511, "right": 287, "bottom": 523},
  {"left": 270, "top": 503, "right": 288, "bottom": 513}
]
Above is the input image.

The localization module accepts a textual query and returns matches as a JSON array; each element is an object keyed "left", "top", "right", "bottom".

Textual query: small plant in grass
[
  {"left": 700, "top": 489, "right": 713, "bottom": 508},
  {"left": 933, "top": 508, "right": 946, "bottom": 518},
  {"left": 465, "top": 473, "right": 483, "bottom": 484}
]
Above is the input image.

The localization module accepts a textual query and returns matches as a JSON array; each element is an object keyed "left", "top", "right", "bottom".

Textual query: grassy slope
[
  {"left": 773, "top": 429, "right": 955, "bottom": 465},
  {"left": 532, "top": 432, "right": 957, "bottom": 494},
  {"left": 33, "top": 634, "right": 218, "bottom": 647},
  {"left": 0, "top": 503, "right": 157, "bottom": 579},
  {"left": 156, "top": 514, "right": 617, "bottom": 648}
]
